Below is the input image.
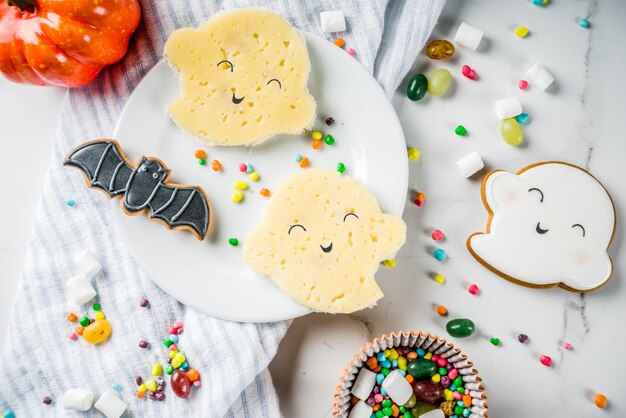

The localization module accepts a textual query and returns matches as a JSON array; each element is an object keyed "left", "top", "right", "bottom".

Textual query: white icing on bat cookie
[{"left": 467, "top": 162, "right": 616, "bottom": 292}]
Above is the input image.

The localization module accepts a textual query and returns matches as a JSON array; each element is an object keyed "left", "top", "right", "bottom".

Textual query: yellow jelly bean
[
  {"left": 397, "top": 357, "right": 407, "bottom": 371},
  {"left": 138, "top": 384, "right": 146, "bottom": 393},
  {"left": 94, "top": 311, "right": 105, "bottom": 320},
  {"left": 311, "top": 131, "right": 323, "bottom": 140},
  {"left": 232, "top": 191, "right": 245, "bottom": 203},
  {"left": 431, "top": 373, "right": 441, "bottom": 383},
  {"left": 515, "top": 26, "right": 529, "bottom": 37},
  {"left": 382, "top": 259, "right": 396, "bottom": 268},
  {"left": 234, "top": 181, "right": 248, "bottom": 190},
  {"left": 444, "top": 388, "right": 454, "bottom": 401},
  {"left": 407, "top": 147, "right": 420, "bottom": 161},
  {"left": 423, "top": 352, "right": 432, "bottom": 360},
  {"left": 434, "top": 274, "right": 445, "bottom": 284},
  {"left": 500, "top": 118, "right": 523, "bottom": 146},
  {"left": 388, "top": 349, "right": 399, "bottom": 361},
  {"left": 82, "top": 319, "right": 112, "bottom": 344},
  {"left": 249, "top": 172, "right": 260, "bottom": 181},
  {"left": 152, "top": 363, "right": 163, "bottom": 376},
  {"left": 427, "top": 68, "right": 452, "bottom": 96},
  {"left": 145, "top": 380, "right": 157, "bottom": 392}
]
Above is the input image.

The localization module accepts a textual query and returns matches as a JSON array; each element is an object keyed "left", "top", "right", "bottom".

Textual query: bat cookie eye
[{"left": 152, "top": 173, "right": 159, "bottom": 179}]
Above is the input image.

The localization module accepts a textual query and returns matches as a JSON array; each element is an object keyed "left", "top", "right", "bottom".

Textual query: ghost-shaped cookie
[
  {"left": 243, "top": 169, "right": 407, "bottom": 314},
  {"left": 165, "top": 8, "right": 316, "bottom": 146},
  {"left": 467, "top": 162, "right": 616, "bottom": 292}
]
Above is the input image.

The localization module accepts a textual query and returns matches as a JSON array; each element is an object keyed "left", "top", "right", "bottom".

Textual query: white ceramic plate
[{"left": 113, "top": 32, "right": 407, "bottom": 322}]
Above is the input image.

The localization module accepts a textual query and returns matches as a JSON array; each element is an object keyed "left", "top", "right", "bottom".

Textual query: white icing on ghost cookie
[
  {"left": 243, "top": 169, "right": 406, "bottom": 314},
  {"left": 467, "top": 162, "right": 615, "bottom": 292}
]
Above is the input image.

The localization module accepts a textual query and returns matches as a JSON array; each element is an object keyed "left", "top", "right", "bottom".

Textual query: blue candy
[
  {"left": 376, "top": 373, "right": 385, "bottom": 384},
  {"left": 376, "top": 352, "right": 387, "bottom": 362},
  {"left": 111, "top": 382, "right": 122, "bottom": 391},
  {"left": 4, "top": 412, "right": 15, "bottom": 418},
  {"left": 532, "top": 0, "right": 543, "bottom": 4},
  {"left": 463, "top": 408, "right": 471, "bottom": 417},
  {"left": 380, "top": 387, "right": 387, "bottom": 396},
  {"left": 515, "top": 113, "right": 530, "bottom": 124},
  {"left": 66, "top": 199, "right": 76, "bottom": 207},
  {"left": 180, "top": 361, "right": 189, "bottom": 371},
  {"left": 169, "top": 334, "right": 179, "bottom": 343},
  {"left": 417, "top": 348, "right": 425, "bottom": 357},
  {"left": 381, "top": 360, "right": 392, "bottom": 369},
  {"left": 391, "top": 359, "right": 398, "bottom": 367},
  {"left": 246, "top": 164, "right": 255, "bottom": 173},
  {"left": 578, "top": 18, "right": 590, "bottom": 28},
  {"left": 434, "top": 248, "right": 447, "bottom": 261},
  {"left": 294, "top": 153, "right": 302, "bottom": 162}
]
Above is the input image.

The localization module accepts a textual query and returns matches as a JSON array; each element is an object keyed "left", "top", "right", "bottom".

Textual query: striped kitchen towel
[{"left": 0, "top": 0, "right": 445, "bottom": 416}]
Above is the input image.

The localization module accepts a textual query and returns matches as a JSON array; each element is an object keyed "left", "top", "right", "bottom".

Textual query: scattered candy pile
[
  {"left": 348, "top": 346, "right": 477, "bottom": 418},
  {"left": 66, "top": 303, "right": 112, "bottom": 345}
]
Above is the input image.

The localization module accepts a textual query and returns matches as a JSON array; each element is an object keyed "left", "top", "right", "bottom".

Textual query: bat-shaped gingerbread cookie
[{"left": 64, "top": 139, "right": 212, "bottom": 240}]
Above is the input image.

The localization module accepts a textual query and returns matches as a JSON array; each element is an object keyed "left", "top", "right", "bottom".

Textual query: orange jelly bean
[
  {"left": 299, "top": 157, "right": 310, "bottom": 168},
  {"left": 372, "top": 365, "right": 381, "bottom": 373},
  {"left": 463, "top": 395, "right": 472, "bottom": 407},
  {"left": 372, "top": 405, "right": 380, "bottom": 412},
  {"left": 185, "top": 368, "right": 200, "bottom": 382},
  {"left": 405, "top": 374, "right": 414, "bottom": 384},
  {"left": 366, "top": 357, "right": 378, "bottom": 369},
  {"left": 75, "top": 326, "right": 84, "bottom": 336},
  {"left": 407, "top": 351, "right": 417, "bottom": 361},
  {"left": 195, "top": 150, "right": 207, "bottom": 159},
  {"left": 82, "top": 318, "right": 112, "bottom": 344},
  {"left": 211, "top": 160, "right": 222, "bottom": 172},
  {"left": 594, "top": 394, "right": 607, "bottom": 408},
  {"left": 334, "top": 38, "right": 345, "bottom": 47},
  {"left": 260, "top": 188, "right": 271, "bottom": 197},
  {"left": 67, "top": 313, "right": 77, "bottom": 322},
  {"left": 391, "top": 404, "right": 399, "bottom": 417},
  {"left": 312, "top": 139, "right": 323, "bottom": 149},
  {"left": 437, "top": 305, "right": 448, "bottom": 316},
  {"left": 136, "top": 391, "right": 144, "bottom": 399}
]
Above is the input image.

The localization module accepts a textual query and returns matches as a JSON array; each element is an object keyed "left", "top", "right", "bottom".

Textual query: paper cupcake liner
[{"left": 332, "top": 330, "right": 488, "bottom": 417}]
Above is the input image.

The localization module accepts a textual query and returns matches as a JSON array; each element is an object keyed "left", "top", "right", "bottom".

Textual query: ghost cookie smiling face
[
  {"left": 467, "top": 162, "right": 616, "bottom": 292},
  {"left": 165, "top": 8, "right": 316, "bottom": 146},
  {"left": 243, "top": 169, "right": 407, "bottom": 314}
]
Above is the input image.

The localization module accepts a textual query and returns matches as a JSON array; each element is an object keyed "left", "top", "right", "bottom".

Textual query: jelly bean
[
  {"left": 382, "top": 399, "right": 391, "bottom": 407},
  {"left": 443, "top": 389, "right": 454, "bottom": 401},
  {"left": 516, "top": 113, "right": 529, "bottom": 124},
  {"left": 67, "top": 199, "right": 76, "bottom": 207},
  {"left": 333, "top": 38, "right": 345, "bottom": 47},
  {"left": 462, "top": 395, "right": 471, "bottom": 408},
  {"left": 211, "top": 160, "right": 222, "bottom": 172},
  {"left": 578, "top": 18, "right": 590, "bottom": 28},
  {"left": 397, "top": 357, "right": 407, "bottom": 371},
  {"left": 539, "top": 355, "right": 552, "bottom": 367},
  {"left": 425, "top": 40, "right": 455, "bottom": 60},
  {"left": 228, "top": 238, "right": 239, "bottom": 247},
  {"left": 4, "top": 411, "right": 15, "bottom": 418},
  {"left": 68, "top": 332, "right": 77, "bottom": 341},
  {"left": 198, "top": 158, "right": 206, "bottom": 166},
  {"left": 185, "top": 368, "right": 200, "bottom": 382},
  {"left": 441, "top": 376, "right": 450, "bottom": 388},
  {"left": 414, "top": 192, "right": 426, "bottom": 207},
  {"left": 246, "top": 164, "right": 254, "bottom": 173},
  {"left": 454, "top": 405, "right": 464, "bottom": 415},
  {"left": 94, "top": 311, "right": 105, "bottom": 320},
  {"left": 416, "top": 348, "right": 425, "bottom": 357},
  {"left": 234, "top": 181, "right": 248, "bottom": 190},
  {"left": 453, "top": 376, "right": 463, "bottom": 387},
  {"left": 403, "top": 393, "right": 417, "bottom": 408},
  {"left": 152, "top": 363, "right": 163, "bottom": 376},
  {"left": 337, "top": 162, "right": 346, "bottom": 173},
  {"left": 500, "top": 118, "right": 523, "bottom": 146},
  {"left": 145, "top": 380, "right": 157, "bottom": 392},
  {"left": 454, "top": 125, "right": 467, "bottom": 136},
  {"left": 312, "top": 139, "right": 323, "bottom": 149},
  {"left": 461, "top": 65, "right": 476, "bottom": 80},
  {"left": 413, "top": 381, "right": 443, "bottom": 404},
  {"left": 433, "top": 248, "right": 446, "bottom": 261},
  {"left": 436, "top": 358, "right": 447, "bottom": 367},
  {"left": 563, "top": 342, "right": 572, "bottom": 350},
  {"left": 431, "top": 373, "right": 441, "bottom": 383},
  {"left": 79, "top": 316, "right": 90, "bottom": 327},
  {"left": 347, "top": 48, "right": 356, "bottom": 56},
  {"left": 194, "top": 150, "right": 206, "bottom": 159},
  {"left": 431, "top": 229, "right": 444, "bottom": 241},
  {"left": 406, "top": 74, "right": 428, "bottom": 101},
  {"left": 232, "top": 191, "right": 245, "bottom": 203},
  {"left": 294, "top": 153, "right": 302, "bottom": 162},
  {"left": 407, "top": 147, "right": 420, "bottom": 160},
  {"left": 463, "top": 408, "right": 471, "bottom": 417},
  {"left": 82, "top": 319, "right": 112, "bottom": 344},
  {"left": 163, "top": 339, "right": 173, "bottom": 348},
  {"left": 411, "top": 404, "right": 438, "bottom": 417},
  {"left": 299, "top": 157, "right": 310, "bottom": 168},
  {"left": 43, "top": 396, "right": 52, "bottom": 405},
  {"left": 382, "top": 407, "right": 393, "bottom": 416},
  {"left": 427, "top": 68, "right": 452, "bottom": 96},
  {"left": 407, "top": 358, "right": 437, "bottom": 379},
  {"left": 377, "top": 352, "right": 387, "bottom": 361},
  {"left": 238, "top": 163, "right": 247, "bottom": 172},
  {"left": 260, "top": 188, "right": 271, "bottom": 197},
  {"left": 468, "top": 284, "right": 479, "bottom": 295},
  {"left": 180, "top": 361, "right": 189, "bottom": 371},
  {"left": 249, "top": 172, "right": 260, "bottom": 181},
  {"left": 490, "top": 337, "right": 500, "bottom": 346},
  {"left": 518, "top": 333, "right": 529, "bottom": 343},
  {"left": 446, "top": 319, "right": 475, "bottom": 338},
  {"left": 594, "top": 393, "right": 607, "bottom": 408},
  {"left": 326, "top": 117, "right": 335, "bottom": 125},
  {"left": 519, "top": 80, "right": 529, "bottom": 90},
  {"left": 367, "top": 357, "right": 378, "bottom": 369},
  {"left": 67, "top": 313, "right": 78, "bottom": 322},
  {"left": 311, "top": 131, "right": 323, "bottom": 140},
  {"left": 514, "top": 26, "right": 529, "bottom": 37},
  {"left": 75, "top": 326, "right": 84, "bottom": 336},
  {"left": 166, "top": 365, "right": 174, "bottom": 375},
  {"left": 171, "top": 369, "right": 191, "bottom": 398},
  {"left": 436, "top": 305, "right": 447, "bottom": 316},
  {"left": 453, "top": 392, "right": 463, "bottom": 401},
  {"left": 382, "top": 259, "right": 396, "bottom": 267},
  {"left": 324, "top": 134, "right": 335, "bottom": 145},
  {"left": 376, "top": 374, "right": 385, "bottom": 385},
  {"left": 438, "top": 367, "right": 447, "bottom": 376},
  {"left": 111, "top": 383, "right": 122, "bottom": 392},
  {"left": 381, "top": 359, "right": 392, "bottom": 369},
  {"left": 434, "top": 274, "right": 445, "bottom": 284},
  {"left": 138, "top": 340, "right": 149, "bottom": 348},
  {"left": 93, "top": 303, "right": 101, "bottom": 311},
  {"left": 140, "top": 299, "right": 149, "bottom": 308},
  {"left": 167, "top": 334, "right": 178, "bottom": 343}
]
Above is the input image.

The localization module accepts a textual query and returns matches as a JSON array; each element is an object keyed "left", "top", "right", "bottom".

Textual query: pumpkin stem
[{"left": 7, "top": 0, "right": 36, "bottom": 11}]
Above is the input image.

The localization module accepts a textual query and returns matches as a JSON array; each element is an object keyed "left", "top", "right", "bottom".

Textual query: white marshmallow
[
  {"left": 348, "top": 400, "right": 373, "bottom": 418},
  {"left": 418, "top": 409, "right": 445, "bottom": 418},
  {"left": 62, "top": 388, "right": 94, "bottom": 411},
  {"left": 75, "top": 249, "right": 101, "bottom": 278},
  {"left": 94, "top": 389, "right": 127, "bottom": 418},
  {"left": 454, "top": 22, "right": 484, "bottom": 50},
  {"left": 350, "top": 367, "right": 376, "bottom": 400},
  {"left": 526, "top": 62, "right": 554, "bottom": 91},
  {"left": 381, "top": 369, "right": 412, "bottom": 405},
  {"left": 457, "top": 152, "right": 484, "bottom": 179},
  {"left": 320, "top": 11, "right": 346, "bottom": 33},
  {"left": 494, "top": 97, "right": 523, "bottom": 120},
  {"left": 66, "top": 273, "right": 97, "bottom": 305}
]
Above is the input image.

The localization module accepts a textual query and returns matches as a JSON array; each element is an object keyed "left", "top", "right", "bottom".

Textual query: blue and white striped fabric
[{"left": 0, "top": 1, "right": 444, "bottom": 416}]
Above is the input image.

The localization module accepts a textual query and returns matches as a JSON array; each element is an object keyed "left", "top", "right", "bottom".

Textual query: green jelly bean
[
  {"left": 79, "top": 316, "right": 90, "bottom": 327},
  {"left": 407, "top": 358, "right": 437, "bottom": 379},
  {"left": 455, "top": 406, "right": 465, "bottom": 415},
  {"left": 383, "top": 407, "right": 393, "bottom": 416},
  {"left": 337, "top": 162, "right": 346, "bottom": 173},
  {"left": 407, "top": 74, "right": 428, "bottom": 101},
  {"left": 453, "top": 376, "right": 464, "bottom": 387},
  {"left": 438, "top": 367, "right": 447, "bottom": 375},
  {"left": 382, "top": 399, "right": 392, "bottom": 407},
  {"left": 228, "top": 238, "right": 239, "bottom": 246},
  {"left": 324, "top": 134, "right": 335, "bottom": 145},
  {"left": 455, "top": 125, "right": 467, "bottom": 136},
  {"left": 381, "top": 368, "right": 390, "bottom": 376},
  {"left": 500, "top": 118, "right": 523, "bottom": 146},
  {"left": 427, "top": 68, "right": 452, "bottom": 96},
  {"left": 375, "top": 411, "right": 384, "bottom": 418},
  {"left": 93, "top": 303, "right": 101, "bottom": 311},
  {"left": 446, "top": 318, "right": 475, "bottom": 338},
  {"left": 403, "top": 393, "right": 417, "bottom": 408},
  {"left": 403, "top": 412, "right": 414, "bottom": 418},
  {"left": 163, "top": 339, "right": 173, "bottom": 347}
]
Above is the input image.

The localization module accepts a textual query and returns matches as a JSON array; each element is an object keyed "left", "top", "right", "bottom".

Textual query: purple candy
[
  {"left": 148, "top": 391, "right": 156, "bottom": 399},
  {"left": 366, "top": 396, "right": 376, "bottom": 407},
  {"left": 42, "top": 396, "right": 52, "bottom": 405},
  {"left": 136, "top": 376, "right": 143, "bottom": 386},
  {"left": 441, "top": 376, "right": 450, "bottom": 388},
  {"left": 156, "top": 385, "right": 164, "bottom": 393},
  {"left": 373, "top": 386, "right": 380, "bottom": 394},
  {"left": 156, "top": 378, "right": 165, "bottom": 386},
  {"left": 138, "top": 340, "right": 149, "bottom": 349},
  {"left": 156, "top": 392, "right": 166, "bottom": 401},
  {"left": 140, "top": 298, "right": 149, "bottom": 308},
  {"left": 325, "top": 117, "right": 335, "bottom": 126},
  {"left": 518, "top": 333, "right": 529, "bottom": 343},
  {"left": 445, "top": 363, "right": 453, "bottom": 371}
]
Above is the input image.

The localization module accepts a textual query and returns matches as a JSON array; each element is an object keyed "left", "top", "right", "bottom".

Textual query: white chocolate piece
[
  {"left": 320, "top": 10, "right": 346, "bottom": 33},
  {"left": 75, "top": 249, "right": 101, "bottom": 278},
  {"left": 66, "top": 273, "right": 97, "bottom": 305},
  {"left": 494, "top": 97, "right": 522, "bottom": 120},
  {"left": 454, "top": 22, "right": 484, "bottom": 50},
  {"left": 456, "top": 152, "right": 484, "bottom": 178},
  {"left": 348, "top": 400, "right": 373, "bottom": 418},
  {"left": 381, "top": 370, "right": 412, "bottom": 405},
  {"left": 526, "top": 62, "right": 554, "bottom": 90},
  {"left": 350, "top": 368, "right": 377, "bottom": 400},
  {"left": 62, "top": 388, "right": 94, "bottom": 411},
  {"left": 94, "top": 389, "right": 127, "bottom": 418},
  {"left": 419, "top": 409, "right": 445, "bottom": 418}
]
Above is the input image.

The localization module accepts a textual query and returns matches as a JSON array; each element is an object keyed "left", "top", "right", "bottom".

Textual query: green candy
[
  {"left": 375, "top": 411, "right": 384, "bottom": 418},
  {"left": 399, "top": 406, "right": 406, "bottom": 413},
  {"left": 79, "top": 316, "right": 90, "bottom": 327},
  {"left": 500, "top": 118, "right": 523, "bottom": 146},
  {"left": 166, "top": 365, "right": 174, "bottom": 375},
  {"left": 407, "top": 358, "right": 437, "bottom": 379},
  {"left": 228, "top": 238, "right": 239, "bottom": 247},
  {"left": 446, "top": 318, "right": 475, "bottom": 338},
  {"left": 407, "top": 74, "right": 428, "bottom": 101},
  {"left": 427, "top": 68, "right": 452, "bottom": 96},
  {"left": 92, "top": 303, "right": 101, "bottom": 311},
  {"left": 163, "top": 339, "right": 173, "bottom": 347},
  {"left": 324, "top": 134, "right": 335, "bottom": 145},
  {"left": 453, "top": 376, "right": 464, "bottom": 387},
  {"left": 438, "top": 367, "right": 447, "bottom": 376},
  {"left": 403, "top": 412, "right": 414, "bottom": 418},
  {"left": 336, "top": 162, "right": 346, "bottom": 173},
  {"left": 382, "top": 407, "right": 393, "bottom": 417},
  {"left": 455, "top": 125, "right": 468, "bottom": 136},
  {"left": 490, "top": 337, "right": 500, "bottom": 346},
  {"left": 381, "top": 399, "right": 392, "bottom": 407},
  {"left": 403, "top": 393, "right": 417, "bottom": 408},
  {"left": 381, "top": 368, "right": 390, "bottom": 376},
  {"left": 455, "top": 406, "right": 465, "bottom": 415},
  {"left": 198, "top": 158, "right": 206, "bottom": 165}
]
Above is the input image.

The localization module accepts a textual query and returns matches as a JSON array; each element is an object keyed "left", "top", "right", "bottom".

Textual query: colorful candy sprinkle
[
  {"left": 294, "top": 153, "right": 302, "bottom": 162},
  {"left": 539, "top": 355, "right": 552, "bottom": 367},
  {"left": 79, "top": 316, "right": 90, "bottom": 327},
  {"left": 468, "top": 284, "right": 479, "bottom": 295},
  {"left": 563, "top": 342, "right": 572, "bottom": 350},
  {"left": 434, "top": 274, "right": 445, "bottom": 284},
  {"left": 211, "top": 160, "right": 222, "bottom": 172},
  {"left": 139, "top": 340, "right": 149, "bottom": 349},
  {"left": 111, "top": 383, "right": 122, "bottom": 392},
  {"left": 140, "top": 299, "right": 149, "bottom": 308},
  {"left": 414, "top": 192, "right": 426, "bottom": 207},
  {"left": 312, "top": 139, "right": 323, "bottom": 149},
  {"left": 94, "top": 311, "right": 105, "bottom": 320},
  {"left": 490, "top": 337, "right": 500, "bottom": 346},
  {"left": 461, "top": 64, "right": 476, "bottom": 80},
  {"left": 324, "top": 134, "right": 335, "bottom": 145},
  {"left": 260, "top": 188, "right": 271, "bottom": 197},
  {"left": 67, "top": 312, "right": 77, "bottom": 322},
  {"left": 93, "top": 303, "right": 101, "bottom": 311},
  {"left": 67, "top": 199, "right": 76, "bottom": 207},
  {"left": 228, "top": 238, "right": 239, "bottom": 247},
  {"left": 311, "top": 131, "right": 323, "bottom": 140},
  {"left": 433, "top": 248, "right": 446, "bottom": 261},
  {"left": 299, "top": 157, "right": 310, "bottom": 168},
  {"left": 515, "top": 113, "right": 530, "bottom": 124},
  {"left": 594, "top": 393, "right": 607, "bottom": 408},
  {"left": 347, "top": 48, "right": 356, "bottom": 56},
  {"left": 325, "top": 117, "right": 335, "bottom": 126},
  {"left": 232, "top": 191, "right": 245, "bottom": 203},
  {"left": 518, "top": 333, "right": 528, "bottom": 343},
  {"left": 381, "top": 259, "right": 396, "bottom": 268},
  {"left": 436, "top": 305, "right": 448, "bottom": 315},
  {"left": 249, "top": 172, "right": 260, "bottom": 181},
  {"left": 407, "top": 147, "right": 420, "bottom": 161},
  {"left": 514, "top": 26, "right": 529, "bottom": 37},
  {"left": 194, "top": 150, "right": 206, "bottom": 159},
  {"left": 42, "top": 396, "right": 52, "bottom": 405},
  {"left": 455, "top": 125, "right": 468, "bottom": 136},
  {"left": 238, "top": 163, "right": 247, "bottom": 172},
  {"left": 333, "top": 38, "right": 345, "bottom": 47},
  {"left": 578, "top": 18, "right": 590, "bottom": 28},
  {"left": 246, "top": 163, "right": 254, "bottom": 173},
  {"left": 431, "top": 229, "right": 444, "bottom": 241},
  {"left": 519, "top": 79, "right": 529, "bottom": 90},
  {"left": 198, "top": 158, "right": 206, "bottom": 166},
  {"left": 68, "top": 332, "right": 77, "bottom": 341},
  {"left": 336, "top": 162, "right": 346, "bottom": 173}
]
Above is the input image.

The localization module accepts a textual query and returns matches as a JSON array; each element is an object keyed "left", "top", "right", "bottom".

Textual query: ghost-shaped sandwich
[
  {"left": 164, "top": 8, "right": 316, "bottom": 146},
  {"left": 467, "top": 162, "right": 616, "bottom": 292},
  {"left": 243, "top": 169, "right": 407, "bottom": 314}
]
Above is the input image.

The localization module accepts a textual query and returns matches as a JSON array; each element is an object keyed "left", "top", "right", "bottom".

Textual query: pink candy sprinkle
[
  {"left": 68, "top": 332, "right": 77, "bottom": 341},
  {"left": 431, "top": 355, "right": 439, "bottom": 362},
  {"left": 431, "top": 229, "right": 445, "bottom": 241},
  {"left": 564, "top": 342, "right": 572, "bottom": 350},
  {"left": 374, "top": 393, "right": 383, "bottom": 403},
  {"left": 347, "top": 48, "right": 356, "bottom": 56},
  {"left": 168, "top": 327, "right": 178, "bottom": 335},
  {"left": 468, "top": 284, "right": 479, "bottom": 295},
  {"left": 539, "top": 355, "right": 552, "bottom": 367},
  {"left": 238, "top": 163, "right": 247, "bottom": 172},
  {"left": 462, "top": 64, "right": 477, "bottom": 80},
  {"left": 519, "top": 80, "right": 529, "bottom": 90},
  {"left": 453, "top": 391, "right": 463, "bottom": 400},
  {"left": 192, "top": 380, "right": 202, "bottom": 387},
  {"left": 170, "top": 344, "right": 178, "bottom": 351},
  {"left": 436, "top": 358, "right": 447, "bottom": 367},
  {"left": 447, "top": 368, "right": 458, "bottom": 380}
]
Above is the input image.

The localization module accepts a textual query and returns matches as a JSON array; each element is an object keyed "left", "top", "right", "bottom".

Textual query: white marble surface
[{"left": 1, "top": 0, "right": 625, "bottom": 417}]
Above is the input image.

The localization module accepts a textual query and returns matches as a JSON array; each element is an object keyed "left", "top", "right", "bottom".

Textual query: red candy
[
  {"left": 171, "top": 370, "right": 191, "bottom": 398},
  {"left": 462, "top": 64, "right": 477, "bottom": 80},
  {"left": 563, "top": 342, "right": 572, "bottom": 350},
  {"left": 431, "top": 229, "right": 444, "bottom": 241},
  {"left": 468, "top": 284, "right": 479, "bottom": 295},
  {"left": 539, "top": 355, "right": 552, "bottom": 367},
  {"left": 238, "top": 163, "right": 247, "bottom": 172},
  {"left": 519, "top": 80, "right": 529, "bottom": 90}
]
